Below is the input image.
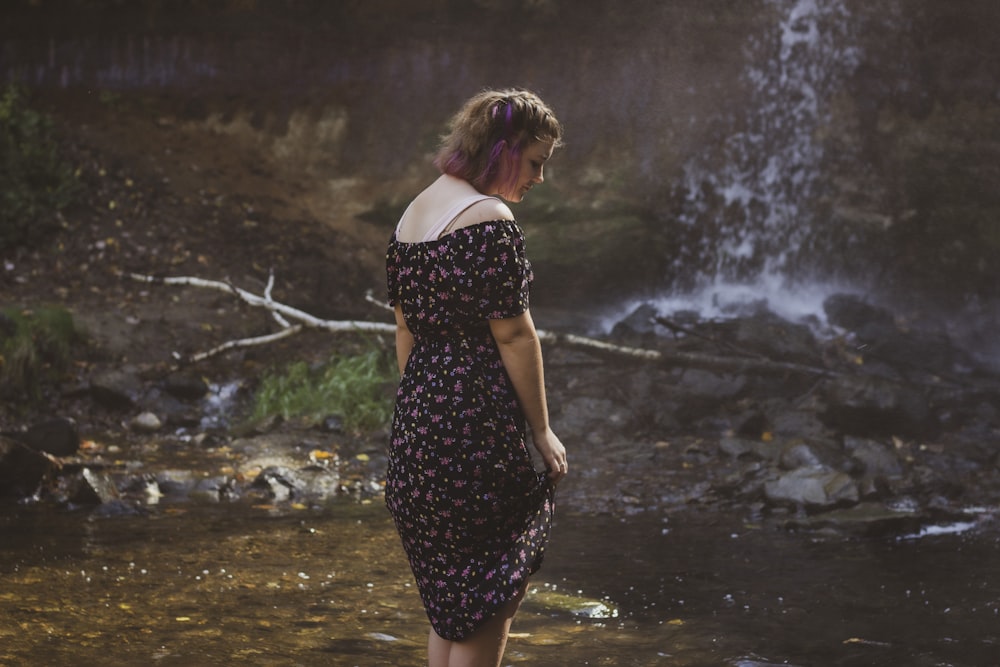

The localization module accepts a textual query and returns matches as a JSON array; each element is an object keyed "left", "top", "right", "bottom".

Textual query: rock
[
  {"left": 734, "top": 310, "right": 820, "bottom": 364},
  {"left": 718, "top": 436, "right": 782, "bottom": 462},
  {"left": 130, "top": 411, "right": 163, "bottom": 433},
  {"left": 58, "top": 467, "right": 121, "bottom": 505},
  {"left": 782, "top": 502, "right": 958, "bottom": 538},
  {"left": 764, "top": 466, "right": 859, "bottom": 510},
  {"left": 163, "top": 371, "right": 209, "bottom": 400},
  {"left": 190, "top": 476, "right": 236, "bottom": 503},
  {"left": 527, "top": 585, "right": 619, "bottom": 619},
  {"left": 0, "top": 436, "right": 57, "bottom": 498},
  {"left": 823, "top": 293, "right": 895, "bottom": 339},
  {"left": 20, "top": 417, "right": 79, "bottom": 456},
  {"left": 557, "top": 396, "right": 626, "bottom": 445},
  {"left": 80, "top": 468, "right": 120, "bottom": 504},
  {"left": 610, "top": 303, "right": 659, "bottom": 337},
  {"left": 844, "top": 436, "right": 904, "bottom": 480},
  {"left": 778, "top": 438, "right": 846, "bottom": 471},
  {"left": 677, "top": 369, "right": 747, "bottom": 400},
  {"left": 719, "top": 436, "right": 755, "bottom": 459},
  {"left": 89, "top": 366, "right": 144, "bottom": 409},
  {"left": 820, "top": 374, "right": 932, "bottom": 437},
  {"left": 823, "top": 294, "right": 974, "bottom": 376},
  {"left": 321, "top": 415, "right": 345, "bottom": 433},
  {"left": 767, "top": 405, "right": 831, "bottom": 441},
  {"left": 674, "top": 370, "right": 748, "bottom": 427},
  {"left": 245, "top": 458, "right": 343, "bottom": 502},
  {"left": 779, "top": 441, "right": 824, "bottom": 469},
  {"left": 152, "top": 470, "right": 200, "bottom": 499}
]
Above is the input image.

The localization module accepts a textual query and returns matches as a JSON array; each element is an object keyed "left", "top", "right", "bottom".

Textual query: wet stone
[
  {"left": 782, "top": 501, "right": 943, "bottom": 538},
  {"left": 764, "top": 466, "right": 859, "bottom": 510},
  {"left": 0, "top": 436, "right": 56, "bottom": 498},
  {"left": 62, "top": 468, "right": 121, "bottom": 505},
  {"left": 130, "top": 411, "right": 163, "bottom": 433},
  {"left": 844, "top": 436, "right": 904, "bottom": 480},
  {"left": 89, "top": 367, "right": 144, "bottom": 409},
  {"left": 17, "top": 418, "right": 80, "bottom": 457},
  {"left": 163, "top": 371, "right": 209, "bottom": 400}
]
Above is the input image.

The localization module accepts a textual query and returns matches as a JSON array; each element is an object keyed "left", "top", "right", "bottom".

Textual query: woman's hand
[{"left": 532, "top": 426, "right": 567, "bottom": 484}]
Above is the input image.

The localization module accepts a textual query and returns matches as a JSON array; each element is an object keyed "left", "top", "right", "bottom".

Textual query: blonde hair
[{"left": 433, "top": 88, "right": 563, "bottom": 191}]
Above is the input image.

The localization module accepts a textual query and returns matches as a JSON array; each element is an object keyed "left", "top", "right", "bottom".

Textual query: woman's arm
[
  {"left": 394, "top": 303, "right": 414, "bottom": 377},
  {"left": 490, "top": 310, "right": 568, "bottom": 482}
]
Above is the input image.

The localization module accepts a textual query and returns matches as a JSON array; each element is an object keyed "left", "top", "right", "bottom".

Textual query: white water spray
[{"left": 623, "top": 0, "right": 865, "bottom": 330}]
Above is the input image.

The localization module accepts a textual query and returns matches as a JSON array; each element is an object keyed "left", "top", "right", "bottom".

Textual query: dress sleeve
[{"left": 469, "top": 221, "right": 533, "bottom": 320}]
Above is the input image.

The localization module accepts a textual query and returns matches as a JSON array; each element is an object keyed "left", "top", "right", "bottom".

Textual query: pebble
[{"left": 130, "top": 411, "right": 162, "bottom": 433}]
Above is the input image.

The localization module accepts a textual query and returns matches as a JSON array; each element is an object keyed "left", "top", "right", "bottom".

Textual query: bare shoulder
[{"left": 451, "top": 198, "right": 515, "bottom": 230}]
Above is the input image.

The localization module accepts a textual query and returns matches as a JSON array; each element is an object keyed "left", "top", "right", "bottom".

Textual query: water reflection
[{"left": 1, "top": 502, "right": 998, "bottom": 666}]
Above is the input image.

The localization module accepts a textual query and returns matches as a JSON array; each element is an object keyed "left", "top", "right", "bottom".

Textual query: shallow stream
[{"left": 2, "top": 496, "right": 998, "bottom": 666}]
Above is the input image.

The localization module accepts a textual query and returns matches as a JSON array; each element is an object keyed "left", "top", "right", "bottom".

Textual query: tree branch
[
  {"left": 129, "top": 273, "right": 393, "bottom": 363},
  {"left": 131, "top": 272, "right": 835, "bottom": 377}
]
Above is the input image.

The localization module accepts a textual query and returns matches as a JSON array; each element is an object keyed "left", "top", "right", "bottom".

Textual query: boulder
[
  {"left": 844, "top": 436, "right": 904, "bottom": 481},
  {"left": 734, "top": 309, "right": 821, "bottom": 365},
  {"left": 764, "top": 466, "right": 859, "bottom": 510},
  {"left": 823, "top": 293, "right": 896, "bottom": 339},
  {"left": 779, "top": 438, "right": 847, "bottom": 471},
  {"left": 89, "top": 366, "right": 145, "bottom": 409},
  {"left": 0, "top": 436, "right": 57, "bottom": 498},
  {"left": 76, "top": 468, "right": 121, "bottom": 504},
  {"left": 820, "top": 374, "right": 933, "bottom": 437},
  {"left": 164, "top": 371, "right": 209, "bottom": 400},
  {"left": 610, "top": 303, "right": 659, "bottom": 337},
  {"left": 20, "top": 417, "right": 79, "bottom": 456}
]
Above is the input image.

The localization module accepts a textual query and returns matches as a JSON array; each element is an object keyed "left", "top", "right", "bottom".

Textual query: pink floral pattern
[{"left": 385, "top": 220, "right": 555, "bottom": 641}]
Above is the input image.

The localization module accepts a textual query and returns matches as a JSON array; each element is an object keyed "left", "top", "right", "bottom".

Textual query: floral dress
[{"left": 385, "top": 217, "right": 555, "bottom": 641}]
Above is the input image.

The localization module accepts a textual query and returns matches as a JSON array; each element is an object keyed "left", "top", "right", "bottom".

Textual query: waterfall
[{"left": 615, "top": 0, "right": 865, "bottom": 328}]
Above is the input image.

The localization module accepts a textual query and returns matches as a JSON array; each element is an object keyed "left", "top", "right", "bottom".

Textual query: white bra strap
[{"left": 420, "top": 195, "right": 497, "bottom": 242}]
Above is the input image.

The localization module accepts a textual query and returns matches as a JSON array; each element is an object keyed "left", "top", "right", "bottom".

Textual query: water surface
[{"left": 2, "top": 500, "right": 997, "bottom": 666}]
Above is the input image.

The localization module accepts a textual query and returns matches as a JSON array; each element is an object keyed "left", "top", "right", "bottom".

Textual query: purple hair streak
[{"left": 433, "top": 89, "right": 562, "bottom": 192}]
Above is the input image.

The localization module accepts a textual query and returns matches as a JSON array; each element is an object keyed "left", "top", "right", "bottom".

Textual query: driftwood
[
  {"left": 127, "top": 272, "right": 834, "bottom": 377},
  {"left": 128, "top": 272, "right": 394, "bottom": 364}
]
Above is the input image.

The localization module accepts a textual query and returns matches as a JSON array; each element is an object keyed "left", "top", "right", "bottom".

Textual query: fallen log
[{"left": 127, "top": 271, "right": 835, "bottom": 377}]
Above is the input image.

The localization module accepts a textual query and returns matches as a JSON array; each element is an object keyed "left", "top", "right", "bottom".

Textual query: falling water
[{"left": 618, "top": 0, "right": 866, "bottom": 328}]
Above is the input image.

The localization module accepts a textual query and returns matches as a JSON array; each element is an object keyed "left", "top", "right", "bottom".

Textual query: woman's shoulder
[
  {"left": 395, "top": 175, "right": 517, "bottom": 243},
  {"left": 450, "top": 198, "right": 514, "bottom": 231}
]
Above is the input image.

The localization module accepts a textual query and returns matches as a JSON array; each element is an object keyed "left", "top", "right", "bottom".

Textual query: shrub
[
  {"left": 250, "top": 348, "right": 396, "bottom": 432},
  {"left": 0, "top": 306, "right": 82, "bottom": 402},
  {"left": 0, "top": 85, "right": 81, "bottom": 249}
]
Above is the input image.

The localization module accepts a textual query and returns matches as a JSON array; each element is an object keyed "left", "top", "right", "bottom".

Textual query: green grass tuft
[
  {"left": 0, "top": 306, "right": 82, "bottom": 402},
  {"left": 250, "top": 348, "right": 396, "bottom": 432}
]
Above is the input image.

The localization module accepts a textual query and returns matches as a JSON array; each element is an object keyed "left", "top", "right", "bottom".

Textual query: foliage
[
  {"left": 250, "top": 347, "right": 396, "bottom": 432},
  {"left": 0, "top": 306, "right": 82, "bottom": 402},
  {"left": 0, "top": 84, "right": 82, "bottom": 249}
]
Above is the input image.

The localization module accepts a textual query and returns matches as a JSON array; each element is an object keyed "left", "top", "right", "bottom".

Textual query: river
[{"left": 2, "top": 496, "right": 998, "bottom": 666}]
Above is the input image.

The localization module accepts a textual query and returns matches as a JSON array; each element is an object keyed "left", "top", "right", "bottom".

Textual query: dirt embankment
[{"left": 5, "top": 91, "right": 393, "bottom": 417}]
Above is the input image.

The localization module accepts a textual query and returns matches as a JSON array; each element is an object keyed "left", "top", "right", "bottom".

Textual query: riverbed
[{"left": 2, "top": 496, "right": 997, "bottom": 666}]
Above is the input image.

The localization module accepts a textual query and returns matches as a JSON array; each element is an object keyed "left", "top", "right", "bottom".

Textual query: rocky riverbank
[
  {"left": 2, "top": 88, "right": 999, "bottom": 541},
  {"left": 4, "top": 283, "right": 1000, "bottom": 541}
]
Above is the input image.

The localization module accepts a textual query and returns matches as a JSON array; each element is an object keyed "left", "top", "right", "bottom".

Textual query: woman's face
[{"left": 491, "top": 139, "right": 555, "bottom": 203}]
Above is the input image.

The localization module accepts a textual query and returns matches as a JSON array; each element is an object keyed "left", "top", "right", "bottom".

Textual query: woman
[{"left": 385, "top": 88, "right": 568, "bottom": 667}]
